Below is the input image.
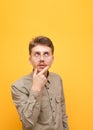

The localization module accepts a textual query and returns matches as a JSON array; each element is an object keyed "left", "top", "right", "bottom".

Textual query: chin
[
  {"left": 37, "top": 67, "right": 47, "bottom": 73},
  {"left": 37, "top": 68, "right": 43, "bottom": 72}
]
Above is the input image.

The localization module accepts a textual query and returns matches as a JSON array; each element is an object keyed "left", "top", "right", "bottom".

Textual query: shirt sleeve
[{"left": 11, "top": 85, "right": 41, "bottom": 128}]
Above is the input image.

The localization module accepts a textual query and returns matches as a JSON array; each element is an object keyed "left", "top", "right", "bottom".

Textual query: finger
[
  {"left": 41, "top": 75, "right": 45, "bottom": 79},
  {"left": 33, "top": 68, "right": 37, "bottom": 76},
  {"left": 38, "top": 66, "right": 49, "bottom": 75}
]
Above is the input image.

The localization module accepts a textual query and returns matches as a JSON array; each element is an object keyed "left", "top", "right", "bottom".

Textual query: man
[{"left": 11, "top": 36, "right": 69, "bottom": 130}]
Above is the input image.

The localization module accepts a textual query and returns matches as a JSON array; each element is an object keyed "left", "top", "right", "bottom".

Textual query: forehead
[{"left": 31, "top": 45, "right": 52, "bottom": 53}]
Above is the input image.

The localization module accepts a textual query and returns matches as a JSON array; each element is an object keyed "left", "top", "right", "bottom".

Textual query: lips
[{"left": 38, "top": 64, "right": 47, "bottom": 69}]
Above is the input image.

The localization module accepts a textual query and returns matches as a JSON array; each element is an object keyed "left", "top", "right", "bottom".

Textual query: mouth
[{"left": 38, "top": 64, "right": 47, "bottom": 69}]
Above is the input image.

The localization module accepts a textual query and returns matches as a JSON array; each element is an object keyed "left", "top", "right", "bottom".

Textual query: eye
[
  {"left": 34, "top": 52, "right": 40, "bottom": 57},
  {"left": 44, "top": 52, "right": 49, "bottom": 57}
]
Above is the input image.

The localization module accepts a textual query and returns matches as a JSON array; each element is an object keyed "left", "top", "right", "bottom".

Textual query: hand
[{"left": 31, "top": 66, "right": 49, "bottom": 92}]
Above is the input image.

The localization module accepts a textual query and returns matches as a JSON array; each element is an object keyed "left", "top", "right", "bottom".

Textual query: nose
[{"left": 40, "top": 55, "right": 44, "bottom": 61}]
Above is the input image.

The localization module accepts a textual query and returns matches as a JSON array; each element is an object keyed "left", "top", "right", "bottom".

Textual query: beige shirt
[{"left": 11, "top": 72, "right": 68, "bottom": 130}]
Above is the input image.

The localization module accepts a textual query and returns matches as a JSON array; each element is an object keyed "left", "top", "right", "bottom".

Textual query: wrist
[{"left": 31, "top": 86, "right": 41, "bottom": 92}]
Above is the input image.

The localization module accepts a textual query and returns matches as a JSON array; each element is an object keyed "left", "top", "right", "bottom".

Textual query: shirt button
[
  {"left": 53, "top": 110, "right": 55, "bottom": 112},
  {"left": 45, "top": 86, "right": 49, "bottom": 89},
  {"left": 50, "top": 98, "right": 52, "bottom": 100}
]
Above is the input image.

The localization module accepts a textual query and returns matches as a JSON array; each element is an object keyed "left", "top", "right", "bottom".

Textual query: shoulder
[
  {"left": 49, "top": 72, "right": 62, "bottom": 80},
  {"left": 49, "top": 72, "right": 63, "bottom": 85},
  {"left": 49, "top": 72, "right": 64, "bottom": 94},
  {"left": 11, "top": 73, "right": 33, "bottom": 90}
]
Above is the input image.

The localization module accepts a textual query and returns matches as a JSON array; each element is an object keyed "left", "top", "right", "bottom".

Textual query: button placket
[{"left": 45, "top": 81, "right": 56, "bottom": 128}]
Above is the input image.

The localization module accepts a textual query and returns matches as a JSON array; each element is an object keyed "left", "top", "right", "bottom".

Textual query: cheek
[
  {"left": 46, "top": 58, "right": 54, "bottom": 65},
  {"left": 29, "top": 57, "right": 38, "bottom": 65}
]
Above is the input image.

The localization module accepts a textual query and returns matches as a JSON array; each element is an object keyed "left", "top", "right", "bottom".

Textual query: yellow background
[{"left": 0, "top": 0, "right": 93, "bottom": 130}]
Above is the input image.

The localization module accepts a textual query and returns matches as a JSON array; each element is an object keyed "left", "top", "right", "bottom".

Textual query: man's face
[{"left": 29, "top": 45, "right": 54, "bottom": 73}]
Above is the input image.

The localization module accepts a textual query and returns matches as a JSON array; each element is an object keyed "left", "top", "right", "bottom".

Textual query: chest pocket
[{"left": 55, "top": 96, "right": 62, "bottom": 114}]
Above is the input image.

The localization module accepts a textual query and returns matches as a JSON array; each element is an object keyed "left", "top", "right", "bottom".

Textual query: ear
[
  {"left": 52, "top": 55, "right": 54, "bottom": 63},
  {"left": 29, "top": 56, "right": 32, "bottom": 64}
]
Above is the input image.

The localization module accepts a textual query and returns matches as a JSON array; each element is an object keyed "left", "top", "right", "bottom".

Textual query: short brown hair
[{"left": 29, "top": 36, "right": 54, "bottom": 55}]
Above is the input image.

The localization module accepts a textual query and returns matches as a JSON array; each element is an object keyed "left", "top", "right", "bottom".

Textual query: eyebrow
[{"left": 34, "top": 51, "right": 50, "bottom": 53}]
